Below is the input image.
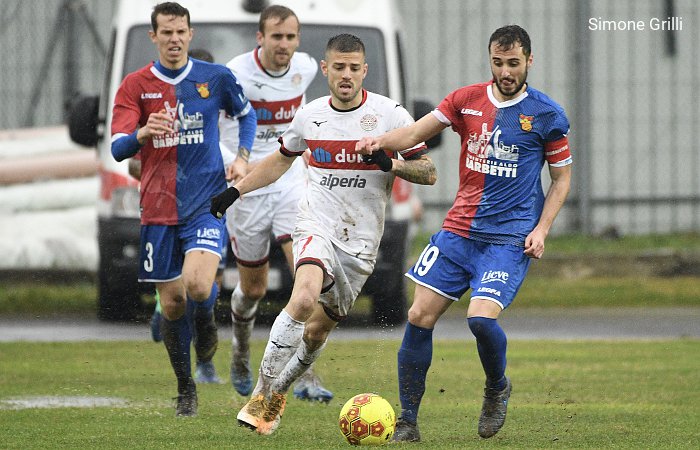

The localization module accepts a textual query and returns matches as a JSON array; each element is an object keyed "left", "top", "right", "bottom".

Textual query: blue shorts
[
  {"left": 139, "top": 212, "right": 226, "bottom": 282},
  {"left": 405, "top": 230, "right": 531, "bottom": 309}
]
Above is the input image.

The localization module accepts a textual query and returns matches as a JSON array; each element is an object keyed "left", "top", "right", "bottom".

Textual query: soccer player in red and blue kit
[
  {"left": 356, "top": 25, "right": 572, "bottom": 441},
  {"left": 110, "top": 2, "right": 256, "bottom": 417}
]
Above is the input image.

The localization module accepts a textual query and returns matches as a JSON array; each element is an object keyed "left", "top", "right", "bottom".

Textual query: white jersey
[
  {"left": 281, "top": 90, "right": 426, "bottom": 260},
  {"left": 220, "top": 47, "right": 318, "bottom": 196}
]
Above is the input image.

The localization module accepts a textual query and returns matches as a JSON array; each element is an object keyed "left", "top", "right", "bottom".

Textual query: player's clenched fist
[
  {"left": 354, "top": 137, "right": 381, "bottom": 154},
  {"left": 210, "top": 187, "right": 240, "bottom": 218}
]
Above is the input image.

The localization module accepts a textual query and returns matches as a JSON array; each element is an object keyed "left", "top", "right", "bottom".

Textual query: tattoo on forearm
[
  {"left": 237, "top": 146, "right": 250, "bottom": 162},
  {"left": 393, "top": 155, "right": 437, "bottom": 185}
]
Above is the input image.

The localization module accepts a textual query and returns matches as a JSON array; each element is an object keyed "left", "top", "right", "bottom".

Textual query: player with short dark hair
[
  {"left": 211, "top": 33, "right": 437, "bottom": 436},
  {"left": 356, "top": 24, "right": 573, "bottom": 441},
  {"left": 111, "top": 1, "right": 256, "bottom": 417}
]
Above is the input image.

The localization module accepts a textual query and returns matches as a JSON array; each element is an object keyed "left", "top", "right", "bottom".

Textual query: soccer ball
[{"left": 338, "top": 393, "right": 396, "bottom": 445}]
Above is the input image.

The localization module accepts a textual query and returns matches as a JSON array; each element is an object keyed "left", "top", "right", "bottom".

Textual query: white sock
[
  {"left": 231, "top": 285, "right": 257, "bottom": 357},
  {"left": 252, "top": 310, "right": 304, "bottom": 396},
  {"left": 231, "top": 284, "right": 258, "bottom": 320},
  {"left": 273, "top": 338, "right": 327, "bottom": 394}
]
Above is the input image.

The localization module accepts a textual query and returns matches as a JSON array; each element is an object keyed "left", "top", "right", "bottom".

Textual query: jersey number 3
[
  {"left": 413, "top": 244, "right": 439, "bottom": 276},
  {"left": 144, "top": 242, "right": 154, "bottom": 272}
]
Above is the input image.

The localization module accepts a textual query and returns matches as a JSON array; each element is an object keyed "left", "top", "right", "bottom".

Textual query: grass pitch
[{"left": 1, "top": 339, "right": 698, "bottom": 449}]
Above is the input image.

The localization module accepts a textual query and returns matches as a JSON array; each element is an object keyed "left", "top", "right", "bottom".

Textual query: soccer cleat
[
  {"left": 293, "top": 370, "right": 334, "bottom": 403},
  {"left": 478, "top": 377, "right": 512, "bottom": 438},
  {"left": 392, "top": 418, "right": 421, "bottom": 442},
  {"left": 237, "top": 394, "right": 267, "bottom": 431},
  {"left": 256, "top": 391, "right": 287, "bottom": 435},
  {"left": 150, "top": 310, "right": 162, "bottom": 342},
  {"left": 175, "top": 379, "right": 198, "bottom": 417},
  {"left": 230, "top": 356, "right": 253, "bottom": 396},
  {"left": 194, "top": 360, "right": 222, "bottom": 384}
]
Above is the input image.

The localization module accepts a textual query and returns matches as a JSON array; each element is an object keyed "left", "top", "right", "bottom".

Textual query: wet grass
[{"left": 0, "top": 339, "right": 698, "bottom": 449}]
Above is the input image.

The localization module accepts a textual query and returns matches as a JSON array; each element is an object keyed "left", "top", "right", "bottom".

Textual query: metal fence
[{"left": 1, "top": 0, "right": 699, "bottom": 235}]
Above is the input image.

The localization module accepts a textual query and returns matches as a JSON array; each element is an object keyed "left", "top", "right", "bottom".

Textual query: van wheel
[{"left": 97, "top": 269, "right": 140, "bottom": 322}]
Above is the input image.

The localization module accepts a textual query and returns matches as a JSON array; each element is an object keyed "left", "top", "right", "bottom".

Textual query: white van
[{"left": 69, "top": 0, "right": 438, "bottom": 323}]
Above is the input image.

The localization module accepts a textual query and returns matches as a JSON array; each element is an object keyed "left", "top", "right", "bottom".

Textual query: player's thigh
[
  {"left": 180, "top": 213, "right": 226, "bottom": 299},
  {"left": 408, "top": 284, "right": 453, "bottom": 329},
  {"left": 237, "top": 263, "right": 270, "bottom": 299},
  {"left": 182, "top": 249, "right": 220, "bottom": 297}
]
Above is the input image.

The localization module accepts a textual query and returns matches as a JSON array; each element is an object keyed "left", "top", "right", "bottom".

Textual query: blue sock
[
  {"left": 196, "top": 282, "right": 218, "bottom": 313},
  {"left": 188, "top": 283, "right": 219, "bottom": 363},
  {"left": 186, "top": 282, "right": 218, "bottom": 318},
  {"left": 397, "top": 322, "right": 433, "bottom": 424},
  {"left": 467, "top": 316, "right": 507, "bottom": 391},
  {"left": 161, "top": 314, "right": 193, "bottom": 390}
]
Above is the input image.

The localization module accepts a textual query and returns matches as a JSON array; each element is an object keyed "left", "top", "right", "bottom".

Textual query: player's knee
[
  {"left": 287, "top": 292, "right": 317, "bottom": 319},
  {"left": 240, "top": 284, "right": 266, "bottom": 302},
  {"left": 161, "top": 294, "right": 186, "bottom": 320},
  {"left": 407, "top": 304, "right": 439, "bottom": 329},
  {"left": 185, "top": 280, "right": 213, "bottom": 302}
]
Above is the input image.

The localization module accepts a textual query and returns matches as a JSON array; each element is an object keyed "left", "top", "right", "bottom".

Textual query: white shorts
[
  {"left": 226, "top": 189, "right": 302, "bottom": 266},
  {"left": 292, "top": 220, "right": 375, "bottom": 319}
]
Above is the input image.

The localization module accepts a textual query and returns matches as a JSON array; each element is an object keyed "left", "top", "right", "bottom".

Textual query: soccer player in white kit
[
  {"left": 218, "top": 5, "right": 331, "bottom": 401},
  {"left": 211, "top": 34, "right": 437, "bottom": 435}
]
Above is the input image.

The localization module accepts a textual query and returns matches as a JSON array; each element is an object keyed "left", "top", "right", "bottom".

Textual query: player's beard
[
  {"left": 493, "top": 68, "right": 528, "bottom": 99},
  {"left": 331, "top": 82, "right": 360, "bottom": 105},
  {"left": 272, "top": 51, "right": 291, "bottom": 71}
]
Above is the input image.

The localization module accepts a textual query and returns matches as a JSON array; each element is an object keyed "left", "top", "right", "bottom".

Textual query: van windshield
[{"left": 124, "top": 23, "right": 387, "bottom": 102}]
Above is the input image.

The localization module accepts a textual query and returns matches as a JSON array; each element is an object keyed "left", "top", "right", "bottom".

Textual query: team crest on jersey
[
  {"left": 360, "top": 114, "right": 378, "bottom": 131},
  {"left": 519, "top": 114, "right": 533, "bottom": 132},
  {"left": 196, "top": 83, "right": 210, "bottom": 98},
  {"left": 292, "top": 73, "right": 302, "bottom": 86}
]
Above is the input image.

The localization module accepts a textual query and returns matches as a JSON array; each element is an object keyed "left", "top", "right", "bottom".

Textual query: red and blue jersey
[
  {"left": 435, "top": 81, "right": 572, "bottom": 246},
  {"left": 111, "top": 59, "right": 253, "bottom": 225}
]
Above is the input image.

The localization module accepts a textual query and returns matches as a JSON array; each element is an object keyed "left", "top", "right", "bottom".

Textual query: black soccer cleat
[
  {"left": 478, "top": 377, "right": 511, "bottom": 438},
  {"left": 175, "top": 379, "right": 198, "bottom": 417},
  {"left": 392, "top": 417, "right": 421, "bottom": 442}
]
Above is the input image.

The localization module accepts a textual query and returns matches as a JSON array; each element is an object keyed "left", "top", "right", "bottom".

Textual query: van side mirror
[
  {"left": 412, "top": 99, "right": 442, "bottom": 149},
  {"left": 68, "top": 94, "right": 100, "bottom": 147}
]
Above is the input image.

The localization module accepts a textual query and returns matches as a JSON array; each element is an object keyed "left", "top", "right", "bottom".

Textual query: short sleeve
[{"left": 544, "top": 108, "right": 571, "bottom": 167}]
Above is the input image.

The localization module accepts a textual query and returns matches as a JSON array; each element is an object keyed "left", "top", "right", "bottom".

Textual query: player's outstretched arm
[
  {"left": 211, "top": 150, "right": 294, "bottom": 217},
  {"left": 356, "top": 113, "right": 446, "bottom": 154},
  {"left": 524, "top": 164, "right": 572, "bottom": 259}
]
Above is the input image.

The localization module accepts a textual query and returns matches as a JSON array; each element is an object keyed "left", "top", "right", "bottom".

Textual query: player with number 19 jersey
[
  {"left": 436, "top": 81, "right": 572, "bottom": 246},
  {"left": 279, "top": 89, "right": 426, "bottom": 260}
]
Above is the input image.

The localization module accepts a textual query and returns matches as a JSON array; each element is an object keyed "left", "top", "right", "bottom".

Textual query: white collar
[
  {"left": 150, "top": 60, "right": 193, "bottom": 85},
  {"left": 486, "top": 83, "right": 528, "bottom": 108}
]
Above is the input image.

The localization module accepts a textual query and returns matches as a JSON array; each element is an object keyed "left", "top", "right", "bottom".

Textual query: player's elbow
[{"left": 424, "top": 166, "right": 438, "bottom": 185}]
